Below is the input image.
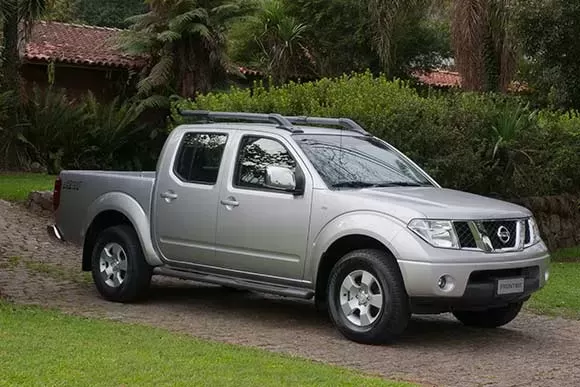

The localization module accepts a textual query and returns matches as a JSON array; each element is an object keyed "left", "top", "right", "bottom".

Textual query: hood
[{"left": 342, "top": 187, "right": 532, "bottom": 221}]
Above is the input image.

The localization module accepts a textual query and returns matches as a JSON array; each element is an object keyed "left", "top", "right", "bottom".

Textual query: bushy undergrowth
[
  {"left": 0, "top": 86, "right": 166, "bottom": 174},
  {"left": 174, "top": 72, "right": 580, "bottom": 198}
]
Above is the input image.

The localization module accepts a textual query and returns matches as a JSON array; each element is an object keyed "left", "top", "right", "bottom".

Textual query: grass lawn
[
  {"left": 0, "top": 173, "right": 55, "bottom": 201},
  {"left": 550, "top": 246, "right": 580, "bottom": 262},
  {"left": 526, "top": 246, "right": 580, "bottom": 319},
  {"left": 0, "top": 303, "right": 412, "bottom": 387}
]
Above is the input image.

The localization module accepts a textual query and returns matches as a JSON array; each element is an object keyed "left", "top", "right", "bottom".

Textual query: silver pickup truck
[{"left": 48, "top": 110, "right": 550, "bottom": 344}]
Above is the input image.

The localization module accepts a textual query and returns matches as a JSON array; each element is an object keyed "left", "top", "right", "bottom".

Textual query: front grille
[
  {"left": 454, "top": 222, "right": 476, "bottom": 248},
  {"left": 452, "top": 218, "right": 529, "bottom": 252},
  {"left": 481, "top": 220, "right": 517, "bottom": 249}
]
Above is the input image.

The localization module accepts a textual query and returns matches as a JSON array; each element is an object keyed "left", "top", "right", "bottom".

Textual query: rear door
[
  {"left": 153, "top": 130, "right": 230, "bottom": 266},
  {"left": 214, "top": 132, "right": 313, "bottom": 281}
]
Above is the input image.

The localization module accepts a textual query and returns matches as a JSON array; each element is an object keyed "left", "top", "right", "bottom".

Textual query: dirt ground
[{"left": 1, "top": 199, "right": 579, "bottom": 387}]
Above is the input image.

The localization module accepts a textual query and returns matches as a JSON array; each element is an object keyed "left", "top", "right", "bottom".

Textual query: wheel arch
[
  {"left": 82, "top": 192, "right": 163, "bottom": 270},
  {"left": 314, "top": 234, "right": 401, "bottom": 303}
]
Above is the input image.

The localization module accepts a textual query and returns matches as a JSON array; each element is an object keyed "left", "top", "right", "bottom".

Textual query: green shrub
[
  {"left": 10, "top": 86, "right": 164, "bottom": 174},
  {"left": 174, "top": 72, "right": 580, "bottom": 198}
]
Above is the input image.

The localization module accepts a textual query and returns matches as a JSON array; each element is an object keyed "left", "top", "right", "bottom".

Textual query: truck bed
[{"left": 57, "top": 170, "right": 156, "bottom": 245}]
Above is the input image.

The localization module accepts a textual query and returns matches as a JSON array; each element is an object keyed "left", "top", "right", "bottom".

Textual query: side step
[{"left": 154, "top": 267, "right": 314, "bottom": 299}]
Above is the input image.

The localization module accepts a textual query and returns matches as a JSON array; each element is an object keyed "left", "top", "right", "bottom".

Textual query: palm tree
[
  {"left": 1, "top": 0, "right": 49, "bottom": 95},
  {"left": 251, "top": 0, "right": 310, "bottom": 84},
  {"left": 451, "top": 0, "right": 516, "bottom": 92},
  {"left": 118, "top": 0, "right": 252, "bottom": 103},
  {"left": 366, "top": 0, "right": 423, "bottom": 77}
]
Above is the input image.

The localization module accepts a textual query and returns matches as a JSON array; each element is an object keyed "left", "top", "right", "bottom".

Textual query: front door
[
  {"left": 153, "top": 131, "right": 230, "bottom": 266},
  {"left": 215, "top": 133, "right": 313, "bottom": 281}
]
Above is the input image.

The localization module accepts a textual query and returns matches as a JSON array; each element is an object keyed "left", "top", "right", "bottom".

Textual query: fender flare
[
  {"left": 305, "top": 211, "right": 406, "bottom": 284},
  {"left": 83, "top": 192, "right": 163, "bottom": 267}
]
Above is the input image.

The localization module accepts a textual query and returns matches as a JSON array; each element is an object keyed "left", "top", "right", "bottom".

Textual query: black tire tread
[
  {"left": 91, "top": 224, "right": 152, "bottom": 303},
  {"left": 453, "top": 302, "right": 523, "bottom": 328},
  {"left": 327, "top": 249, "right": 410, "bottom": 344}
]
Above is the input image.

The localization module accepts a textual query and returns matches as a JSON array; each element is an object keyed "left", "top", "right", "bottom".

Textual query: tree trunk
[
  {"left": 452, "top": 0, "right": 488, "bottom": 91},
  {"left": 177, "top": 41, "right": 212, "bottom": 99},
  {"left": 2, "top": 0, "right": 22, "bottom": 96}
]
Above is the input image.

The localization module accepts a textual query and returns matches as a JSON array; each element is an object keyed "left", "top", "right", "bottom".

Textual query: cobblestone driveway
[{"left": 1, "top": 200, "right": 579, "bottom": 387}]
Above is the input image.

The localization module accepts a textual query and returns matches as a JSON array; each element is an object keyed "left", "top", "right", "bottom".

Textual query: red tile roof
[
  {"left": 22, "top": 21, "right": 146, "bottom": 69},
  {"left": 412, "top": 69, "right": 462, "bottom": 88}
]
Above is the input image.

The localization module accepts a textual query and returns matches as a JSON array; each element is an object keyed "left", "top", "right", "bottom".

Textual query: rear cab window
[{"left": 174, "top": 132, "right": 228, "bottom": 184}]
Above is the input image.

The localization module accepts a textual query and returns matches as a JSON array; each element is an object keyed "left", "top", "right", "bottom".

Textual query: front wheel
[
  {"left": 91, "top": 225, "right": 152, "bottom": 303},
  {"left": 453, "top": 302, "right": 523, "bottom": 328},
  {"left": 327, "top": 249, "right": 410, "bottom": 344}
]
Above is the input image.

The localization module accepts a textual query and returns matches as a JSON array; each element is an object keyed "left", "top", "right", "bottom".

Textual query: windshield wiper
[
  {"left": 332, "top": 181, "right": 378, "bottom": 188},
  {"left": 370, "top": 181, "right": 428, "bottom": 187},
  {"left": 332, "top": 181, "right": 428, "bottom": 188}
]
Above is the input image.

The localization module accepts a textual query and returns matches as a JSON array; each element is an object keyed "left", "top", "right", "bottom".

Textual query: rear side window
[{"left": 174, "top": 133, "right": 228, "bottom": 184}]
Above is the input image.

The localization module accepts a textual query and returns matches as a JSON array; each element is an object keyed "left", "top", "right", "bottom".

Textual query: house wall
[{"left": 21, "top": 63, "right": 135, "bottom": 101}]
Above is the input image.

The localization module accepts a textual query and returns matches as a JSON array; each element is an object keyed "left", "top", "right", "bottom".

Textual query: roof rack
[
  {"left": 178, "top": 109, "right": 369, "bottom": 135},
  {"left": 178, "top": 109, "right": 300, "bottom": 133}
]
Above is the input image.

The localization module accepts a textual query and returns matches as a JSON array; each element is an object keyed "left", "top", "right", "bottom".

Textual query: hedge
[{"left": 173, "top": 71, "right": 580, "bottom": 199}]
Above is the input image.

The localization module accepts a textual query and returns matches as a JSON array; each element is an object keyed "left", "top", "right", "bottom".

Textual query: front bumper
[{"left": 396, "top": 238, "right": 550, "bottom": 312}]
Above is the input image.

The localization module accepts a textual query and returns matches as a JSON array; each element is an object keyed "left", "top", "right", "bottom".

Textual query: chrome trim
[
  {"left": 47, "top": 225, "right": 64, "bottom": 242},
  {"left": 459, "top": 218, "right": 531, "bottom": 253},
  {"left": 469, "top": 221, "right": 494, "bottom": 252}
]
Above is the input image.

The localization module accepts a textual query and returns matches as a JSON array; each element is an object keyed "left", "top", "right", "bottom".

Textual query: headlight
[
  {"left": 528, "top": 217, "right": 542, "bottom": 245},
  {"left": 408, "top": 219, "right": 460, "bottom": 249}
]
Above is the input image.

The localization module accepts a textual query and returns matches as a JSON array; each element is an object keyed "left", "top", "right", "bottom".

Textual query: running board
[{"left": 154, "top": 267, "right": 314, "bottom": 299}]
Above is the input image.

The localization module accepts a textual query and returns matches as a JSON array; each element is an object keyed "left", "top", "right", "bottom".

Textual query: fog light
[
  {"left": 437, "top": 275, "right": 455, "bottom": 292},
  {"left": 545, "top": 270, "right": 550, "bottom": 282}
]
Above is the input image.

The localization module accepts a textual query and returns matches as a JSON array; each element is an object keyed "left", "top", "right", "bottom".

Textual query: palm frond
[
  {"left": 137, "top": 54, "right": 174, "bottom": 95},
  {"left": 169, "top": 8, "right": 208, "bottom": 32}
]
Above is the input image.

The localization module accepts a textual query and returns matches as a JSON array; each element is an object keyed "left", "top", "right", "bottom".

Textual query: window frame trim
[{"left": 172, "top": 131, "right": 229, "bottom": 186}]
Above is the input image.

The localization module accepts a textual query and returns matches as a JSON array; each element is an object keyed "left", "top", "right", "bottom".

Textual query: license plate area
[{"left": 496, "top": 277, "right": 525, "bottom": 295}]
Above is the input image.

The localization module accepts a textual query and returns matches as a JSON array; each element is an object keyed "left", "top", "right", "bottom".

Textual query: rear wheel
[
  {"left": 91, "top": 225, "right": 152, "bottom": 303},
  {"left": 327, "top": 249, "right": 410, "bottom": 344},
  {"left": 453, "top": 302, "right": 523, "bottom": 328}
]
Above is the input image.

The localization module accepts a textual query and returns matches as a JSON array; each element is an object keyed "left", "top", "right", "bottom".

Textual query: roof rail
[
  {"left": 178, "top": 109, "right": 300, "bottom": 133},
  {"left": 285, "top": 116, "right": 369, "bottom": 135}
]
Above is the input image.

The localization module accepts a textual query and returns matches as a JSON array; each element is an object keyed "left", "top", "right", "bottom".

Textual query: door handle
[
  {"left": 220, "top": 198, "right": 239, "bottom": 207},
  {"left": 160, "top": 191, "right": 178, "bottom": 201}
]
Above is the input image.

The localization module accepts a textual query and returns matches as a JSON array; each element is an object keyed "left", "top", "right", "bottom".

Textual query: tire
[
  {"left": 327, "top": 249, "right": 410, "bottom": 344},
  {"left": 453, "top": 301, "right": 523, "bottom": 328},
  {"left": 91, "top": 225, "right": 152, "bottom": 303}
]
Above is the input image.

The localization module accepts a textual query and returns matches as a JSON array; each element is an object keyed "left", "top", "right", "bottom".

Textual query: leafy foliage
[
  {"left": 76, "top": 0, "right": 147, "bottom": 28},
  {"left": 1, "top": 85, "right": 164, "bottom": 174},
  {"left": 173, "top": 72, "right": 580, "bottom": 198},
  {"left": 44, "top": 0, "right": 147, "bottom": 28},
  {"left": 229, "top": 0, "right": 311, "bottom": 84},
  {"left": 514, "top": 0, "right": 580, "bottom": 109},
  {"left": 231, "top": 0, "right": 451, "bottom": 80},
  {"left": 118, "top": 0, "right": 253, "bottom": 102}
]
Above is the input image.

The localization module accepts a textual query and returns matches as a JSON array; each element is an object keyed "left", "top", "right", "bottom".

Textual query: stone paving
[{"left": 1, "top": 199, "right": 580, "bottom": 387}]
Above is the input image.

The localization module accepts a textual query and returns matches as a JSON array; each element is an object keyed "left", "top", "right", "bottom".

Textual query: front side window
[
  {"left": 293, "top": 134, "right": 432, "bottom": 188},
  {"left": 174, "top": 133, "right": 228, "bottom": 184},
  {"left": 234, "top": 136, "right": 297, "bottom": 189}
]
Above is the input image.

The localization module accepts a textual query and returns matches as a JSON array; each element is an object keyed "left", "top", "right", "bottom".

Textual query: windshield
[{"left": 293, "top": 134, "right": 433, "bottom": 189}]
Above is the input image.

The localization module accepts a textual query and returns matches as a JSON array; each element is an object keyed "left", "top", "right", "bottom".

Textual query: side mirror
[{"left": 265, "top": 166, "right": 304, "bottom": 195}]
